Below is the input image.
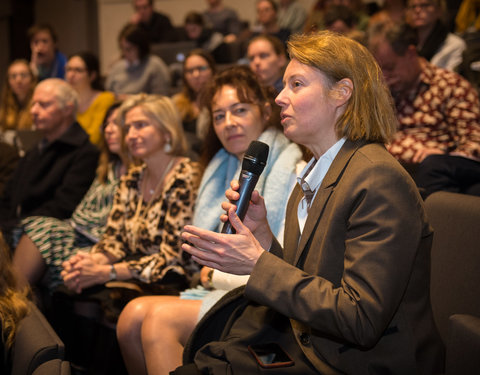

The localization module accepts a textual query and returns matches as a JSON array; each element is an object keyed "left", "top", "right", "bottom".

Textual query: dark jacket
[
  {"left": 139, "top": 11, "right": 175, "bottom": 43},
  {"left": 187, "top": 140, "right": 444, "bottom": 374},
  {"left": 0, "top": 122, "right": 99, "bottom": 236},
  {"left": 0, "top": 142, "right": 19, "bottom": 197}
]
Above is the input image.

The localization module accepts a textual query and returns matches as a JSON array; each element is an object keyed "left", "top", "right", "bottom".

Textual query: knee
[{"left": 117, "top": 298, "right": 152, "bottom": 342}]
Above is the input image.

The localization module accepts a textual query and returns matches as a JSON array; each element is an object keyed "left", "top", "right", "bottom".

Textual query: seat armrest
[
  {"left": 11, "top": 302, "right": 65, "bottom": 375},
  {"left": 445, "top": 314, "right": 480, "bottom": 375}
]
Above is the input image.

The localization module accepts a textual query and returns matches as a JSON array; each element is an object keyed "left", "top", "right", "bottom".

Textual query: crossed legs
[{"left": 117, "top": 295, "right": 202, "bottom": 375}]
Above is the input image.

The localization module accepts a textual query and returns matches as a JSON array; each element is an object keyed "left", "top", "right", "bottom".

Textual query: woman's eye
[
  {"left": 234, "top": 107, "right": 247, "bottom": 115},
  {"left": 213, "top": 113, "right": 225, "bottom": 123}
]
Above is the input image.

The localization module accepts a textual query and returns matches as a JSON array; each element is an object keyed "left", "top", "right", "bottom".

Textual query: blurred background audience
[
  {"left": 406, "top": 0, "right": 466, "bottom": 70},
  {"left": 1, "top": 1, "right": 480, "bottom": 374},
  {"left": 0, "top": 60, "right": 36, "bottom": 132},
  {"left": 0, "top": 78, "right": 99, "bottom": 247},
  {"left": 66, "top": 52, "right": 116, "bottom": 146},
  {"left": 172, "top": 49, "right": 216, "bottom": 155},
  {"left": 13, "top": 102, "right": 129, "bottom": 292},
  {"left": 277, "top": 0, "right": 307, "bottom": 34},
  {"left": 246, "top": 34, "right": 287, "bottom": 93},
  {"left": 28, "top": 24, "right": 66, "bottom": 81},
  {"left": 105, "top": 24, "right": 171, "bottom": 99},
  {"left": 129, "top": 0, "right": 175, "bottom": 43}
]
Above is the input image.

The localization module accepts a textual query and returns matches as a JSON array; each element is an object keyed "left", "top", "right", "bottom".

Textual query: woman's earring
[{"left": 164, "top": 142, "right": 172, "bottom": 153}]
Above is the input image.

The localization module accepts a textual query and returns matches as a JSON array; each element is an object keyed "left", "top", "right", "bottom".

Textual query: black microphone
[{"left": 221, "top": 140, "right": 269, "bottom": 234}]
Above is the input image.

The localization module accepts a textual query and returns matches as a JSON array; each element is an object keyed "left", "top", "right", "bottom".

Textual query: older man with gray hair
[{"left": 0, "top": 78, "right": 99, "bottom": 245}]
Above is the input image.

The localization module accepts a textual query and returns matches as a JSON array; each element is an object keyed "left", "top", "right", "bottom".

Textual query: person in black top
[
  {"left": 0, "top": 78, "right": 99, "bottom": 246},
  {"left": 130, "top": 0, "right": 176, "bottom": 43}
]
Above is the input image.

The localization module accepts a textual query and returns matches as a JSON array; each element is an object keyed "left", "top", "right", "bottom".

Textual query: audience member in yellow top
[
  {"left": 0, "top": 59, "right": 36, "bottom": 131},
  {"left": 65, "top": 52, "right": 115, "bottom": 145}
]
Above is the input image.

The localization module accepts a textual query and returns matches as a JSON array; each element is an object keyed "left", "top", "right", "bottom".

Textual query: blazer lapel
[{"left": 294, "top": 139, "right": 367, "bottom": 267}]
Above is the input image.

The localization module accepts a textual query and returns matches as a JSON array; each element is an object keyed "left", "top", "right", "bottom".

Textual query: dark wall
[{"left": 0, "top": 0, "right": 98, "bottom": 84}]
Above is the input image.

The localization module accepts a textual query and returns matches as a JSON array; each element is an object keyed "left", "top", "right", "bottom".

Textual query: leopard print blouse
[{"left": 91, "top": 158, "right": 201, "bottom": 283}]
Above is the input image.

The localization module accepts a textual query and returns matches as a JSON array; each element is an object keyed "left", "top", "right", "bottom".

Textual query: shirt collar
[{"left": 297, "top": 137, "right": 346, "bottom": 193}]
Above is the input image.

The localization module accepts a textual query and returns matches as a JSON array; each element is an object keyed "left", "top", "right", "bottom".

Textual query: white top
[
  {"left": 430, "top": 33, "right": 467, "bottom": 71},
  {"left": 297, "top": 138, "right": 346, "bottom": 233}
]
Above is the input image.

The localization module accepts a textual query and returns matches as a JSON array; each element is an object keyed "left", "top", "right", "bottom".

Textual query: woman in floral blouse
[{"left": 61, "top": 94, "right": 201, "bottom": 294}]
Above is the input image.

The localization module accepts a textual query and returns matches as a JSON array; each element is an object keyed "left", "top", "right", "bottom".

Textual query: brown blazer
[{"left": 193, "top": 139, "right": 444, "bottom": 374}]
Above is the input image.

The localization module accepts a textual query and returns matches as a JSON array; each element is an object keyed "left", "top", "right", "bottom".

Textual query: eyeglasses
[
  {"left": 407, "top": 2, "right": 434, "bottom": 10},
  {"left": 65, "top": 66, "right": 87, "bottom": 73},
  {"left": 185, "top": 65, "right": 210, "bottom": 75},
  {"left": 8, "top": 72, "right": 30, "bottom": 80}
]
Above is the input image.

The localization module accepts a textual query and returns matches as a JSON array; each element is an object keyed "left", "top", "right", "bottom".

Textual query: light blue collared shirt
[{"left": 297, "top": 138, "right": 346, "bottom": 233}]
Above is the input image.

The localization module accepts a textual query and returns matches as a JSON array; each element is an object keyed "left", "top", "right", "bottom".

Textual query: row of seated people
[
  {"left": 3, "top": 30, "right": 459, "bottom": 375},
  {"left": 0, "top": 63, "right": 303, "bottom": 373},
  {"left": 2, "top": 19, "right": 479, "bottom": 200},
  {"left": 0, "top": 12, "right": 479, "bottom": 375}
]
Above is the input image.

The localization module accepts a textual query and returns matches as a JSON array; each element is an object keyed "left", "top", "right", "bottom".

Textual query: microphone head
[{"left": 242, "top": 140, "right": 269, "bottom": 175}]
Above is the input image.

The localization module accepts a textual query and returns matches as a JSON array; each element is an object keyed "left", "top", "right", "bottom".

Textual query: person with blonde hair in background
[{"left": 61, "top": 94, "right": 200, "bottom": 300}]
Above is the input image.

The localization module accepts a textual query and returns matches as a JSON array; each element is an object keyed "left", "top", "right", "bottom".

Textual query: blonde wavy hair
[{"left": 117, "top": 94, "right": 188, "bottom": 157}]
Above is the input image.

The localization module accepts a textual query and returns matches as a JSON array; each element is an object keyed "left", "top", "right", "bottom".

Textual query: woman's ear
[{"left": 332, "top": 78, "right": 353, "bottom": 106}]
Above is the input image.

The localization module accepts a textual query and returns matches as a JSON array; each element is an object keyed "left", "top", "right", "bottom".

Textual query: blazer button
[{"left": 300, "top": 332, "right": 311, "bottom": 346}]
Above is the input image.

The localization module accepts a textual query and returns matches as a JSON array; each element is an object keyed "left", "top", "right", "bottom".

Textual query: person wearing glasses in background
[
  {"left": 172, "top": 49, "right": 216, "bottom": 156},
  {"left": 406, "top": 0, "right": 466, "bottom": 70},
  {"left": 65, "top": 52, "right": 115, "bottom": 146},
  {"left": 0, "top": 60, "right": 36, "bottom": 131}
]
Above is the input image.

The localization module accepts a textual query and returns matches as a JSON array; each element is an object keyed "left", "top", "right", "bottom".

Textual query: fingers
[
  {"left": 183, "top": 225, "right": 222, "bottom": 243},
  {"left": 412, "top": 149, "right": 425, "bottom": 164},
  {"left": 230, "top": 179, "right": 240, "bottom": 190},
  {"left": 226, "top": 207, "right": 248, "bottom": 234},
  {"left": 220, "top": 200, "right": 237, "bottom": 221},
  {"left": 250, "top": 190, "right": 262, "bottom": 204}
]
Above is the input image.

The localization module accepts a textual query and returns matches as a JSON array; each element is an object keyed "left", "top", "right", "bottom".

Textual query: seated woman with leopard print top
[{"left": 61, "top": 94, "right": 201, "bottom": 295}]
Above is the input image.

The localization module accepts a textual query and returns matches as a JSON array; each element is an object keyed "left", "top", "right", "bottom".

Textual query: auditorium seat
[
  {"left": 425, "top": 191, "right": 480, "bottom": 374},
  {"left": 11, "top": 301, "right": 70, "bottom": 375}
]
